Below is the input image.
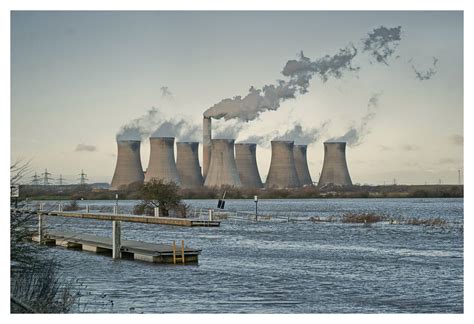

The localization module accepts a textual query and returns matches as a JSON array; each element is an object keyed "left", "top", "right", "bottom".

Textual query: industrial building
[
  {"left": 111, "top": 115, "right": 354, "bottom": 190},
  {"left": 204, "top": 139, "right": 242, "bottom": 187},
  {"left": 235, "top": 143, "right": 263, "bottom": 188},
  {"left": 110, "top": 140, "right": 145, "bottom": 190},
  {"left": 176, "top": 142, "right": 204, "bottom": 188},
  {"left": 318, "top": 141, "right": 352, "bottom": 187},
  {"left": 293, "top": 144, "right": 313, "bottom": 186},
  {"left": 265, "top": 140, "right": 301, "bottom": 189},
  {"left": 144, "top": 137, "right": 181, "bottom": 185}
]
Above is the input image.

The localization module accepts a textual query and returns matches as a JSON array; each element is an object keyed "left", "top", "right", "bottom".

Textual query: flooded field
[{"left": 34, "top": 198, "right": 463, "bottom": 313}]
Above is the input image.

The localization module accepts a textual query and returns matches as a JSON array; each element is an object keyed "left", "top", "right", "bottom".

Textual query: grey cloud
[
  {"left": 160, "top": 86, "right": 173, "bottom": 98},
  {"left": 449, "top": 134, "right": 463, "bottom": 146},
  {"left": 76, "top": 144, "right": 97, "bottom": 152},
  {"left": 401, "top": 144, "right": 420, "bottom": 151}
]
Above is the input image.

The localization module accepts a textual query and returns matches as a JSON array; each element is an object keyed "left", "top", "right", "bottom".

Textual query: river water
[{"left": 34, "top": 198, "right": 463, "bottom": 313}]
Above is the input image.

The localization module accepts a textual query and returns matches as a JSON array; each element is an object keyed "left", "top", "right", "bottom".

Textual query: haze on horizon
[{"left": 11, "top": 11, "right": 463, "bottom": 185}]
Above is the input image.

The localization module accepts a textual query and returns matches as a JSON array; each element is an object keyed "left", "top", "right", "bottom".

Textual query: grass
[{"left": 341, "top": 212, "right": 386, "bottom": 223}]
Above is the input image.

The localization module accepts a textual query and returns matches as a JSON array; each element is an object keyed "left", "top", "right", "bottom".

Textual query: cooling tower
[
  {"left": 110, "top": 140, "right": 144, "bottom": 190},
  {"left": 144, "top": 137, "right": 181, "bottom": 185},
  {"left": 204, "top": 139, "right": 242, "bottom": 187},
  {"left": 235, "top": 143, "right": 263, "bottom": 188},
  {"left": 265, "top": 141, "right": 301, "bottom": 189},
  {"left": 318, "top": 141, "right": 352, "bottom": 187},
  {"left": 176, "top": 142, "right": 204, "bottom": 188},
  {"left": 293, "top": 144, "right": 313, "bottom": 186},
  {"left": 203, "top": 117, "right": 212, "bottom": 179}
]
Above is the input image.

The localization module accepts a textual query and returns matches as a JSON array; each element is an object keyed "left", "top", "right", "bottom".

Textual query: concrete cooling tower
[
  {"left": 204, "top": 139, "right": 242, "bottom": 187},
  {"left": 144, "top": 137, "right": 181, "bottom": 185},
  {"left": 176, "top": 142, "right": 204, "bottom": 188},
  {"left": 265, "top": 141, "right": 301, "bottom": 189},
  {"left": 235, "top": 143, "right": 263, "bottom": 188},
  {"left": 203, "top": 117, "right": 212, "bottom": 180},
  {"left": 318, "top": 141, "right": 352, "bottom": 187},
  {"left": 110, "top": 140, "right": 145, "bottom": 190},
  {"left": 293, "top": 144, "right": 313, "bottom": 186}
]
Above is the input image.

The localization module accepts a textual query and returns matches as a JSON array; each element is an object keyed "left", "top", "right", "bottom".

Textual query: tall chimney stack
[
  {"left": 204, "top": 139, "right": 242, "bottom": 187},
  {"left": 235, "top": 143, "right": 263, "bottom": 188},
  {"left": 318, "top": 141, "right": 352, "bottom": 187},
  {"left": 176, "top": 142, "right": 204, "bottom": 188},
  {"left": 203, "top": 117, "right": 212, "bottom": 180},
  {"left": 293, "top": 144, "right": 313, "bottom": 186},
  {"left": 265, "top": 141, "right": 300, "bottom": 189},
  {"left": 145, "top": 137, "right": 181, "bottom": 185},
  {"left": 110, "top": 140, "right": 145, "bottom": 190}
]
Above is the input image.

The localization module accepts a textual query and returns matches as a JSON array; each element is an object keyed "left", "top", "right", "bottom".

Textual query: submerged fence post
[
  {"left": 58, "top": 203, "right": 63, "bottom": 212},
  {"left": 86, "top": 205, "right": 90, "bottom": 213},
  {"left": 172, "top": 240, "right": 177, "bottom": 264},
  {"left": 112, "top": 221, "right": 121, "bottom": 259},
  {"left": 181, "top": 240, "right": 185, "bottom": 265},
  {"left": 208, "top": 209, "right": 213, "bottom": 221},
  {"left": 113, "top": 205, "right": 118, "bottom": 214},
  {"left": 38, "top": 213, "right": 43, "bottom": 245}
]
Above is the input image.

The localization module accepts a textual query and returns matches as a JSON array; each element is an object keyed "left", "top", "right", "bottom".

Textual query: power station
[
  {"left": 318, "top": 141, "right": 352, "bottom": 187},
  {"left": 110, "top": 116, "right": 354, "bottom": 190}
]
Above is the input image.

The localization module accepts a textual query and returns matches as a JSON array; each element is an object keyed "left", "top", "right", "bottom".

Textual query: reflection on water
[{"left": 36, "top": 198, "right": 462, "bottom": 313}]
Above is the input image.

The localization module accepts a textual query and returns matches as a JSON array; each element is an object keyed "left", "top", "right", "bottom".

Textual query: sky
[{"left": 10, "top": 11, "right": 463, "bottom": 185}]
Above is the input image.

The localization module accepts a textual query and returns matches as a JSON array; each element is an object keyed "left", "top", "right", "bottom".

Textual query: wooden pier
[
  {"left": 32, "top": 230, "right": 201, "bottom": 264},
  {"left": 20, "top": 207, "right": 219, "bottom": 265},
  {"left": 43, "top": 211, "right": 221, "bottom": 227}
]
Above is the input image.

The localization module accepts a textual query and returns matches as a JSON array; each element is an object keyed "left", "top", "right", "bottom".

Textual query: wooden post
[
  {"left": 113, "top": 205, "right": 118, "bottom": 214},
  {"left": 209, "top": 209, "right": 213, "bottom": 221},
  {"left": 154, "top": 207, "right": 160, "bottom": 217},
  {"left": 172, "top": 240, "right": 176, "bottom": 264},
  {"left": 58, "top": 203, "right": 63, "bottom": 212},
  {"left": 181, "top": 240, "right": 185, "bottom": 265},
  {"left": 112, "top": 221, "right": 121, "bottom": 259},
  {"left": 38, "top": 213, "right": 43, "bottom": 245},
  {"left": 86, "top": 205, "right": 90, "bottom": 213}
]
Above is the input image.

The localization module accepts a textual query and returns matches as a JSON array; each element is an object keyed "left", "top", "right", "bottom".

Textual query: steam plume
[
  {"left": 203, "top": 25, "right": 401, "bottom": 123},
  {"left": 274, "top": 121, "right": 329, "bottom": 145},
  {"left": 328, "top": 93, "right": 381, "bottom": 147},
  {"left": 411, "top": 57, "right": 438, "bottom": 81},
  {"left": 116, "top": 107, "right": 200, "bottom": 142},
  {"left": 362, "top": 26, "right": 402, "bottom": 65}
]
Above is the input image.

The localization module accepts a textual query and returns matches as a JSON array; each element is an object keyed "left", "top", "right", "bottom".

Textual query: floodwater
[{"left": 34, "top": 198, "right": 463, "bottom": 313}]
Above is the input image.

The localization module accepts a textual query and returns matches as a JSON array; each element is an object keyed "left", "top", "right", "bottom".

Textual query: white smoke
[
  {"left": 203, "top": 25, "right": 402, "bottom": 123},
  {"left": 116, "top": 107, "right": 200, "bottom": 142},
  {"left": 274, "top": 121, "right": 329, "bottom": 145},
  {"left": 328, "top": 92, "right": 382, "bottom": 147}
]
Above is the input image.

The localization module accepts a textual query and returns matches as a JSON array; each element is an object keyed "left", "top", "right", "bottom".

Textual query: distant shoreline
[{"left": 16, "top": 184, "right": 463, "bottom": 201}]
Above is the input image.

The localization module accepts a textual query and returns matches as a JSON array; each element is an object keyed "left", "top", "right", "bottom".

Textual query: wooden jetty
[
  {"left": 43, "top": 211, "right": 220, "bottom": 227},
  {"left": 32, "top": 231, "right": 200, "bottom": 264},
  {"left": 21, "top": 206, "right": 219, "bottom": 265}
]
